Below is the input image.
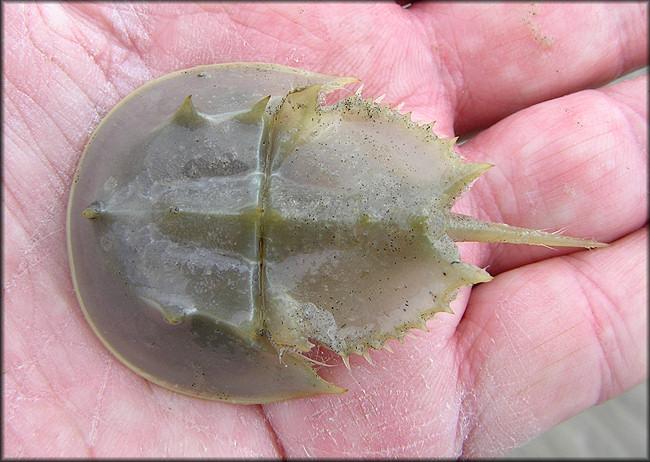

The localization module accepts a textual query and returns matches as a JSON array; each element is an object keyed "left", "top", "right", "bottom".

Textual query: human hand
[{"left": 4, "top": 2, "right": 646, "bottom": 457}]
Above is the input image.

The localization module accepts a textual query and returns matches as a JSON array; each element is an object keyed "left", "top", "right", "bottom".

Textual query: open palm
[{"left": 4, "top": 3, "right": 646, "bottom": 457}]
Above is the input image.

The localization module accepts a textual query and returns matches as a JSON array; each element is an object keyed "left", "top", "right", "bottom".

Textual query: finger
[
  {"left": 455, "top": 75, "right": 647, "bottom": 274},
  {"left": 263, "top": 325, "right": 466, "bottom": 458},
  {"left": 455, "top": 227, "right": 647, "bottom": 457},
  {"left": 410, "top": 2, "right": 648, "bottom": 134}
]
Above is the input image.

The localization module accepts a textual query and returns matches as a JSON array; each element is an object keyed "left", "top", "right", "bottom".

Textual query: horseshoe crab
[{"left": 67, "top": 63, "right": 604, "bottom": 403}]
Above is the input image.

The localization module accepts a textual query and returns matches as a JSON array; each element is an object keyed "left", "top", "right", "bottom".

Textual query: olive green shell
[{"left": 67, "top": 63, "right": 602, "bottom": 403}]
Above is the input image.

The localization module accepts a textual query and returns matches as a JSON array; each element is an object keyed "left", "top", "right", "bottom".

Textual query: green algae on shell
[{"left": 66, "top": 63, "right": 605, "bottom": 404}]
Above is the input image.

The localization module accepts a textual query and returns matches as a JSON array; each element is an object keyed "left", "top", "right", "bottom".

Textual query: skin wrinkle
[
  {"left": 609, "top": 9, "right": 627, "bottom": 78},
  {"left": 5, "top": 77, "right": 70, "bottom": 177},
  {"left": 526, "top": 317, "right": 585, "bottom": 360},
  {"left": 106, "top": 5, "right": 146, "bottom": 55},
  {"left": 454, "top": 307, "right": 491, "bottom": 379},
  {"left": 455, "top": 275, "right": 542, "bottom": 455},
  {"left": 65, "top": 18, "right": 115, "bottom": 84},
  {"left": 453, "top": 318, "right": 488, "bottom": 454},
  {"left": 447, "top": 10, "right": 518, "bottom": 130},
  {"left": 40, "top": 15, "right": 87, "bottom": 67},
  {"left": 532, "top": 339, "right": 595, "bottom": 384},
  {"left": 27, "top": 15, "right": 91, "bottom": 129},
  {"left": 68, "top": 4, "right": 120, "bottom": 37},
  {"left": 175, "top": 403, "right": 216, "bottom": 450},
  {"left": 374, "top": 12, "right": 434, "bottom": 106},
  {"left": 453, "top": 390, "right": 471, "bottom": 456},
  {"left": 416, "top": 8, "right": 465, "bottom": 130},
  {"left": 615, "top": 4, "right": 647, "bottom": 75},
  {"left": 296, "top": 414, "right": 332, "bottom": 455},
  {"left": 12, "top": 96, "right": 74, "bottom": 180},
  {"left": 88, "top": 356, "right": 112, "bottom": 450},
  {"left": 8, "top": 299, "right": 95, "bottom": 453},
  {"left": 585, "top": 88, "right": 642, "bottom": 153},
  {"left": 561, "top": 255, "right": 630, "bottom": 400},
  {"left": 83, "top": 38, "right": 135, "bottom": 97},
  {"left": 259, "top": 405, "right": 285, "bottom": 458},
  {"left": 15, "top": 320, "right": 58, "bottom": 393},
  {"left": 601, "top": 80, "right": 648, "bottom": 154},
  {"left": 265, "top": 7, "right": 331, "bottom": 48},
  {"left": 4, "top": 206, "right": 61, "bottom": 296},
  {"left": 4, "top": 104, "right": 36, "bottom": 162},
  {"left": 460, "top": 390, "right": 496, "bottom": 457},
  {"left": 603, "top": 75, "right": 647, "bottom": 115},
  {"left": 474, "top": 396, "right": 521, "bottom": 456},
  {"left": 4, "top": 171, "right": 37, "bottom": 242},
  {"left": 229, "top": 18, "right": 293, "bottom": 52},
  {"left": 612, "top": 302, "right": 642, "bottom": 383},
  {"left": 67, "top": 6, "right": 153, "bottom": 86},
  {"left": 525, "top": 343, "right": 595, "bottom": 397},
  {"left": 287, "top": 375, "right": 443, "bottom": 457},
  {"left": 3, "top": 225, "right": 36, "bottom": 297},
  {"left": 6, "top": 83, "right": 93, "bottom": 204},
  {"left": 241, "top": 4, "right": 338, "bottom": 53}
]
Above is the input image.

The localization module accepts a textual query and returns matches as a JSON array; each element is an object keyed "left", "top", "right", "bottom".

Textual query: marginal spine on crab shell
[
  {"left": 436, "top": 136, "right": 458, "bottom": 149},
  {"left": 319, "top": 77, "right": 360, "bottom": 105},
  {"left": 374, "top": 94, "right": 386, "bottom": 104},
  {"left": 362, "top": 350, "right": 374, "bottom": 365},
  {"left": 341, "top": 322, "right": 434, "bottom": 364},
  {"left": 416, "top": 318, "right": 430, "bottom": 333},
  {"left": 441, "top": 162, "right": 494, "bottom": 206},
  {"left": 342, "top": 355, "right": 351, "bottom": 371}
]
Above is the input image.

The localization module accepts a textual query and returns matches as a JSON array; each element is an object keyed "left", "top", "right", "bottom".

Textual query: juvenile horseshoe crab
[{"left": 67, "top": 62, "right": 604, "bottom": 404}]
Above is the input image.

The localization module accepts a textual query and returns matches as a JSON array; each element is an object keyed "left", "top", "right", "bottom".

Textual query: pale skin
[{"left": 3, "top": 2, "right": 647, "bottom": 458}]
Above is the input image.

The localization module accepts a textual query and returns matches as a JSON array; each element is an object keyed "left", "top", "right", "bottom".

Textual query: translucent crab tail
[{"left": 446, "top": 212, "right": 606, "bottom": 248}]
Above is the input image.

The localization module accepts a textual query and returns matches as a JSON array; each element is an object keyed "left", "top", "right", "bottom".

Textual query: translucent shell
[{"left": 67, "top": 63, "right": 604, "bottom": 403}]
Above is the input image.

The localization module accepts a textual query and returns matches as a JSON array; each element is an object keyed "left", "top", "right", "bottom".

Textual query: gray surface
[
  {"left": 606, "top": 66, "right": 648, "bottom": 85},
  {"left": 503, "top": 381, "right": 647, "bottom": 458}
]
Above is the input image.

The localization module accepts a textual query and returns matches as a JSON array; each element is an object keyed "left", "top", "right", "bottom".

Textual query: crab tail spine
[{"left": 446, "top": 212, "right": 606, "bottom": 248}]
